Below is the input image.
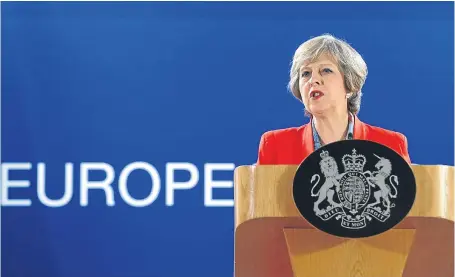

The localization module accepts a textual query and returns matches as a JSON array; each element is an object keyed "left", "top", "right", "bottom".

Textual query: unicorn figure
[{"left": 364, "top": 154, "right": 399, "bottom": 215}]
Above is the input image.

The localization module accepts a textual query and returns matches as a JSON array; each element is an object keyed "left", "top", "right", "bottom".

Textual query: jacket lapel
[
  {"left": 353, "top": 114, "right": 366, "bottom": 140},
  {"left": 301, "top": 119, "right": 315, "bottom": 160}
]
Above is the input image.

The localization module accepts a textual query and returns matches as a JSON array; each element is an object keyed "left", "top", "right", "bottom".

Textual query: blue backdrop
[{"left": 2, "top": 2, "right": 454, "bottom": 277}]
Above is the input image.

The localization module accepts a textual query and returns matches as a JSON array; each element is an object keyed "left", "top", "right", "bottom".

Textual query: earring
[{"left": 346, "top": 93, "right": 353, "bottom": 99}]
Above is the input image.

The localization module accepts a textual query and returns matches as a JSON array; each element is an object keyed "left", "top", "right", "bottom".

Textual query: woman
[{"left": 257, "top": 34, "right": 411, "bottom": 165}]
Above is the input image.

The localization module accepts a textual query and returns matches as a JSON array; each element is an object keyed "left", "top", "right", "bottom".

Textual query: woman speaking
[{"left": 257, "top": 34, "right": 411, "bottom": 165}]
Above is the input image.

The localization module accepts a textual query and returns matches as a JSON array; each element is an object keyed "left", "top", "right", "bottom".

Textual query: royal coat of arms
[{"left": 310, "top": 148, "right": 399, "bottom": 229}]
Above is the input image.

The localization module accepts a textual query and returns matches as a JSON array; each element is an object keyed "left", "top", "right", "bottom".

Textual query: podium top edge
[{"left": 235, "top": 164, "right": 454, "bottom": 169}]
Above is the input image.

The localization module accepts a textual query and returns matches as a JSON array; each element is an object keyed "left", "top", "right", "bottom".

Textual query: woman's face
[{"left": 299, "top": 53, "right": 348, "bottom": 116}]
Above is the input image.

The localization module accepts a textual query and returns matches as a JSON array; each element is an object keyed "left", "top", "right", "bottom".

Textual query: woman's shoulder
[
  {"left": 360, "top": 121, "right": 411, "bottom": 163},
  {"left": 256, "top": 124, "right": 310, "bottom": 165},
  {"left": 362, "top": 121, "right": 408, "bottom": 142},
  {"left": 259, "top": 124, "right": 308, "bottom": 142}
]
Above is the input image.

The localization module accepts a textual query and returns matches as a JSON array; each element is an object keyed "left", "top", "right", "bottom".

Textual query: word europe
[{"left": 1, "top": 162, "right": 235, "bottom": 207}]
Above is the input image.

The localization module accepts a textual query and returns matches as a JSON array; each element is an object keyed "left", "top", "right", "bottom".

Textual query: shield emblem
[{"left": 293, "top": 140, "right": 416, "bottom": 238}]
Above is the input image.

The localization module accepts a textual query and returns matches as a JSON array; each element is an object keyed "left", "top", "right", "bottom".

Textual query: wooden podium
[{"left": 234, "top": 164, "right": 454, "bottom": 277}]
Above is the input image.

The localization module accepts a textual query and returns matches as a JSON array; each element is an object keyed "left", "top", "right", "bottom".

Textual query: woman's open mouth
[{"left": 310, "top": 90, "right": 324, "bottom": 100}]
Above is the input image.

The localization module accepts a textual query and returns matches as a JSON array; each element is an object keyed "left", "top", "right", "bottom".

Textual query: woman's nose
[{"left": 310, "top": 73, "right": 322, "bottom": 86}]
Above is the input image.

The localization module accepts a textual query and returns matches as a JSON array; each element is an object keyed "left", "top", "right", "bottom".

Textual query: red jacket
[{"left": 257, "top": 115, "right": 411, "bottom": 165}]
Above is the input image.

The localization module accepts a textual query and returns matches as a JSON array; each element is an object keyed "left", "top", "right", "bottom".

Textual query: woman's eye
[
  {"left": 301, "top": 71, "right": 310, "bottom": 78},
  {"left": 322, "top": 68, "right": 333, "bottom": 73}
]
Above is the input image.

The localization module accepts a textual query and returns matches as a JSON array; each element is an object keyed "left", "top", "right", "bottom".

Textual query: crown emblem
[
  {"left": 342, "top": 148, "right": 366, "bottom": 172},
  {"left": 320, "top": 150, "right": 330, "bottom": 160}
]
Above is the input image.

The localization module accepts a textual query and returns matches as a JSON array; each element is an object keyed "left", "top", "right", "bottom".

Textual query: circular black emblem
[{"left": 293, "top": 140, "right": 416, "bottom": 238}]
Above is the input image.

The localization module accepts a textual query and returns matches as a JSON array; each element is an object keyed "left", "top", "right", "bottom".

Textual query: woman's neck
[{"left": 313, "top": 110, "right": 350, "bottom": 145}]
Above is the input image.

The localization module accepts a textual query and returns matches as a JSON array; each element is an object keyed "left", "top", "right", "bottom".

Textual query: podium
[{"left": 234, "top": 164, "right": 454, "bottom": 277}]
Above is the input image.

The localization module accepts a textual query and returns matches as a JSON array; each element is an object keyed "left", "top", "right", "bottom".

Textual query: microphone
[{"left": 347, "top": 132, "right": 353, "bottom": 140}]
